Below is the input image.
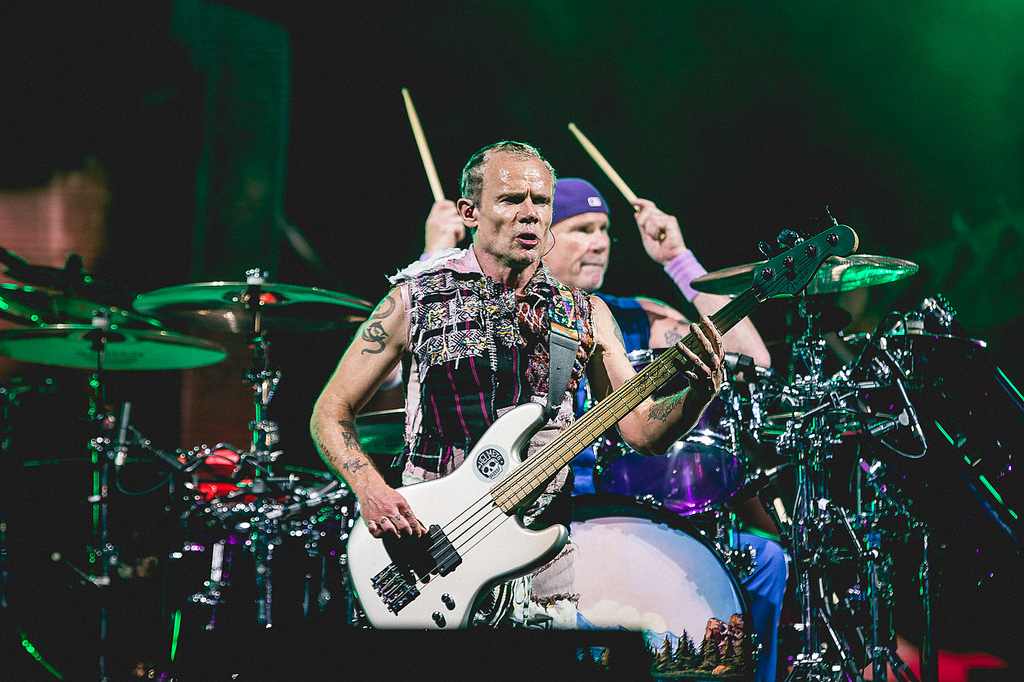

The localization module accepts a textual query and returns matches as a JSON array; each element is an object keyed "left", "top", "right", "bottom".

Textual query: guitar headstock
[{"left": 750, "top": 225, "right": 859, "bottom": 301}]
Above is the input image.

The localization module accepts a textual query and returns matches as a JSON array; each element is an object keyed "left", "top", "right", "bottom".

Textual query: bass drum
[{"left": 572, "top": 494, "right": 756, "bottom": 680}]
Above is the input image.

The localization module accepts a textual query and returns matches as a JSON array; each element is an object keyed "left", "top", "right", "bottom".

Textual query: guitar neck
[{"left": 492, "top": 288, "right": 760, "bottom": 512}]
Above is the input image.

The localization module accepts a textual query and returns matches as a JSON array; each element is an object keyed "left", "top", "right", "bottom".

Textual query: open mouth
[{"left": 516, "top": 232, "right": 541, "bottom": 248}]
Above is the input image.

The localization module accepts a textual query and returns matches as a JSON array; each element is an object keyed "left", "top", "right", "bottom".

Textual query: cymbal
[
  {"left": 0, "top": 284, "right": 163, "bottom": 328},
  {"left": 355, "top": 408, "right": 405, "bottom": 455},
  {"left": 1, "top": 248, "right": 133, "bottom": 303},
  {"left": 691, "top": 255, "right": 919, "bottom": 297},
  {"left": 0, "top": 324, "right": 228, "bottom": 370},
  {"left": 133, "top": 281, "right": 373, "bottom": 333}
]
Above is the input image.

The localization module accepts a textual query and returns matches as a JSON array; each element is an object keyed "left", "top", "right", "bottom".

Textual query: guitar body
[{"left": 347, "top": 402, "right": 570, "bottom": 629}]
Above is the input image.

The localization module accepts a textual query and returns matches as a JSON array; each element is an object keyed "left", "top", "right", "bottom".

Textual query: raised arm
[
  {"left": 310, "top": 287, "right": 426, "bottom": 538},
  {"left": 586, "top": 295, "right": 725, "bottom": 455},
  {"left": 632, "top": 197, "right": 772, "bottom": 367},
  {"left": 423, "top": 199, "right": 466, "bottom": 256}
]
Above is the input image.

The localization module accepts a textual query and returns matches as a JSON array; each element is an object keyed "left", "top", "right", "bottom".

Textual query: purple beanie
[{"left": 552, "top": 178, "right": 609, "bottom": 225}]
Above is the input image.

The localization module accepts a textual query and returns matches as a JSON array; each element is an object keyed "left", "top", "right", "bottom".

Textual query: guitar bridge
[{"left": 371, "top": 524, "right": 462, "bottom": 614}]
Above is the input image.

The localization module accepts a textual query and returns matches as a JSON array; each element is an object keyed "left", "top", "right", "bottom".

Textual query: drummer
[{"left": 423, "top": 179, "right": 787, "bottom": 682}]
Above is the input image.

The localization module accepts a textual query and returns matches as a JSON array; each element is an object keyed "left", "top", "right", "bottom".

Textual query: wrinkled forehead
[{"left": 482, "top": 152, "right": 553, "bottom": 193}]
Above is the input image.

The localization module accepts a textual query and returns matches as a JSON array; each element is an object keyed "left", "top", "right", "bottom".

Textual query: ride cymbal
[
  {"left": 133, "top": 281, "right": 373, "bottom": 333},
  {"left": 0, "top": 324, "right": 228, "bottom": 370},
  {"left": 691, "top": 255, "right": 919, "bottom": 297}
]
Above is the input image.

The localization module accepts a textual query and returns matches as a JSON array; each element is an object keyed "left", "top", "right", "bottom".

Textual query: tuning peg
[{"left": 776, "top": 229, "right": 802, "bottom": 249}]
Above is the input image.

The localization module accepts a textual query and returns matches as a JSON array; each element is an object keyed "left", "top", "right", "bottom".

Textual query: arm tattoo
[
  {"left": 360, "top": 321, "right": 388, "bottom": 354},
  {"left": 647, "top": 391, "right": 686, "bottom": 423},
  {"left": 315, "top": 420, "right": 369, "bottom": 475},
  {"left": 663, "top": 327, "right": 685, "bottom": 346},
  {"left": 370, "top": 295, "right": 396, "bottom": 321},
  {"left": 337, "top": 419, "right": 369, "bottom": 473},
  {"left": 360, "top": 295, "right": 396, "bottom": 355},
  {"left": 611, "top": 317, "right": 626, "bottom": 351}
]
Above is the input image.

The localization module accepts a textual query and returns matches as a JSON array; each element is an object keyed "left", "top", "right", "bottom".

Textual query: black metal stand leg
[{"left": 918, "top": 530, "right": 937, "bottom": 682}]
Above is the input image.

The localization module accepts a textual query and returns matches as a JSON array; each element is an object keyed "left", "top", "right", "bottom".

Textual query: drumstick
[
  {"left": 569, "top": 123, "right": 668, "bottom": 241},
  {"left": 402, "top": 88, "right": 444, "bottom": 202},
  {"left": 568, "top": 122, "right": 639, "bottom": 209}
]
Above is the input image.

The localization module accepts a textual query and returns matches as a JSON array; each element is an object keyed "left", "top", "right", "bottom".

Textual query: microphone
[
  {"left": 266, "top": 479, "right": 343, "bottom": 520},
  {"left": 871, "top": 345, "right": 928, "bottom": 457},
  {"left": 891, "top": 370, "right": 928, "bottom": 453},
  {"left": 723, "top": 352, "right": 772, "bottom": 378},
  {"left": 114, "top": 402, "right": 132, "bottom": 471},
  {"left": 723, "top": 352, "right": 753, "bottom": 375}
]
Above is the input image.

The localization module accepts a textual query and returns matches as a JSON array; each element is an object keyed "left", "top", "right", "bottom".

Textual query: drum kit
[
  {"left": 2, "top": 241, "right": 1020, "bottom": 681},
  {"left": 0, "top": 250, "right": 373, "bottom": 676},
  {"left": 585, "top": 250, "right": 1021, "bottom": 681}
]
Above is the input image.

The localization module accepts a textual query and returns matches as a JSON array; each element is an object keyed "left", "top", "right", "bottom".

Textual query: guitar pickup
[
  {"left": 371, "top": 524, "right": 462, "bottom": 613},
  {"left": 426, "top": 524, "right": 462, "bottom": 576}
]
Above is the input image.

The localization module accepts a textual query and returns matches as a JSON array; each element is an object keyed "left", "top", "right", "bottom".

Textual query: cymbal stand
[
  {"left": 241, "top": 270, "right": 284, "bottom": 628},
  {"left": 781, "top": 409, "right": 865, "bottom": 681},
  {"left": 854, "top": 458, "right": 930, "bottom": 682},
  {"left": 0, "top": 381, "right": 30, "bottom": 658},
  {"left": 778, "top": 309, "right": 870, "bottom": 681},
  {"left": 69, "top": 315, "right": 126, "bottom": 682},
  {"left": 241, "top": 271, "right": 283, "bottom": 473}
]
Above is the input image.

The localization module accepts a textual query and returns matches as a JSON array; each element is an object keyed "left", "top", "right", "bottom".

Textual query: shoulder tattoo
[{"left": 360, "top": 295, "right": 396, "bottom": 355}]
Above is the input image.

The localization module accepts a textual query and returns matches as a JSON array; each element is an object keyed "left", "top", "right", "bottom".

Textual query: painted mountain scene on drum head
[{"left": 578, "top": 612, "right": 755, "bottom": 680}]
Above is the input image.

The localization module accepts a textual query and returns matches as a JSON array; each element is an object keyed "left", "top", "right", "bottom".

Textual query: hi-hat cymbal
[
  {"left": 133, "top": 282, "right": 373, "bottom": 333},
  {"left": 0, "top": 284, "right": 163, "bottom": 328},
  {"left": 691, "top": 255, "right": 919, "bottom": 297},
  {"left": 0, "top": 325, "right": 228, "bottom": 370}
]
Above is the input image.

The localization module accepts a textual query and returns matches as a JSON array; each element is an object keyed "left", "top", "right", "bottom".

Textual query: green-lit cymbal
[
  {"left": 355, "top": 409, "right": 405, "bottom": 455},
  {"left": 133, "top": 281, "right": 373, "bottom": 333},
  {"left": 0, "top": 324, "right": 228, "bottom": 370},
  {"left": 0, "top": 283, "right": 163, "bottom": 328},
  {"left": 691, "top": 255, "right": 919, "bottom": 297}
]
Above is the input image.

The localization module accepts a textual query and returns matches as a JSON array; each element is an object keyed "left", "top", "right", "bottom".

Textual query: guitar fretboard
[{"left": 491, "top": 288, "right": 759, "bottom": 512}]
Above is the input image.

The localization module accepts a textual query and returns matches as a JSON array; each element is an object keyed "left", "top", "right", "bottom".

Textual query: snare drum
[
  {"left": 572, "top": 494, "right": 756, "bottom": 679},
  {"left": 595, "top": 349, "right": 753, "bottom": 515}
]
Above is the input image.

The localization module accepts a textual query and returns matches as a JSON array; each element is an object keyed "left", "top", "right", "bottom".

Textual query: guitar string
[
  {"left": 395, "top": 321, "right": 726, "bottom": 592},
  {"left": 490, "top": 294, "right": 753, "bottom": 510}
]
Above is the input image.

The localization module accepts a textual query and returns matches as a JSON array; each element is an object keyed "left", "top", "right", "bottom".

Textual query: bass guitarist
[{"left": 310, "top": 140, "right": 726, "bottom": 628}]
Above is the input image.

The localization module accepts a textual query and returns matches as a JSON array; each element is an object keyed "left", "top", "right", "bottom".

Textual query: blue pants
[{"left": 736, "top": 532, "right": 788, "bottom": 682}]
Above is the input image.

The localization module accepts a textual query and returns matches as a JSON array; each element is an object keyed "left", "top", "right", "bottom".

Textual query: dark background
[{"left": 2, "top": 1, "right": 1021, "bottom": 679}]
